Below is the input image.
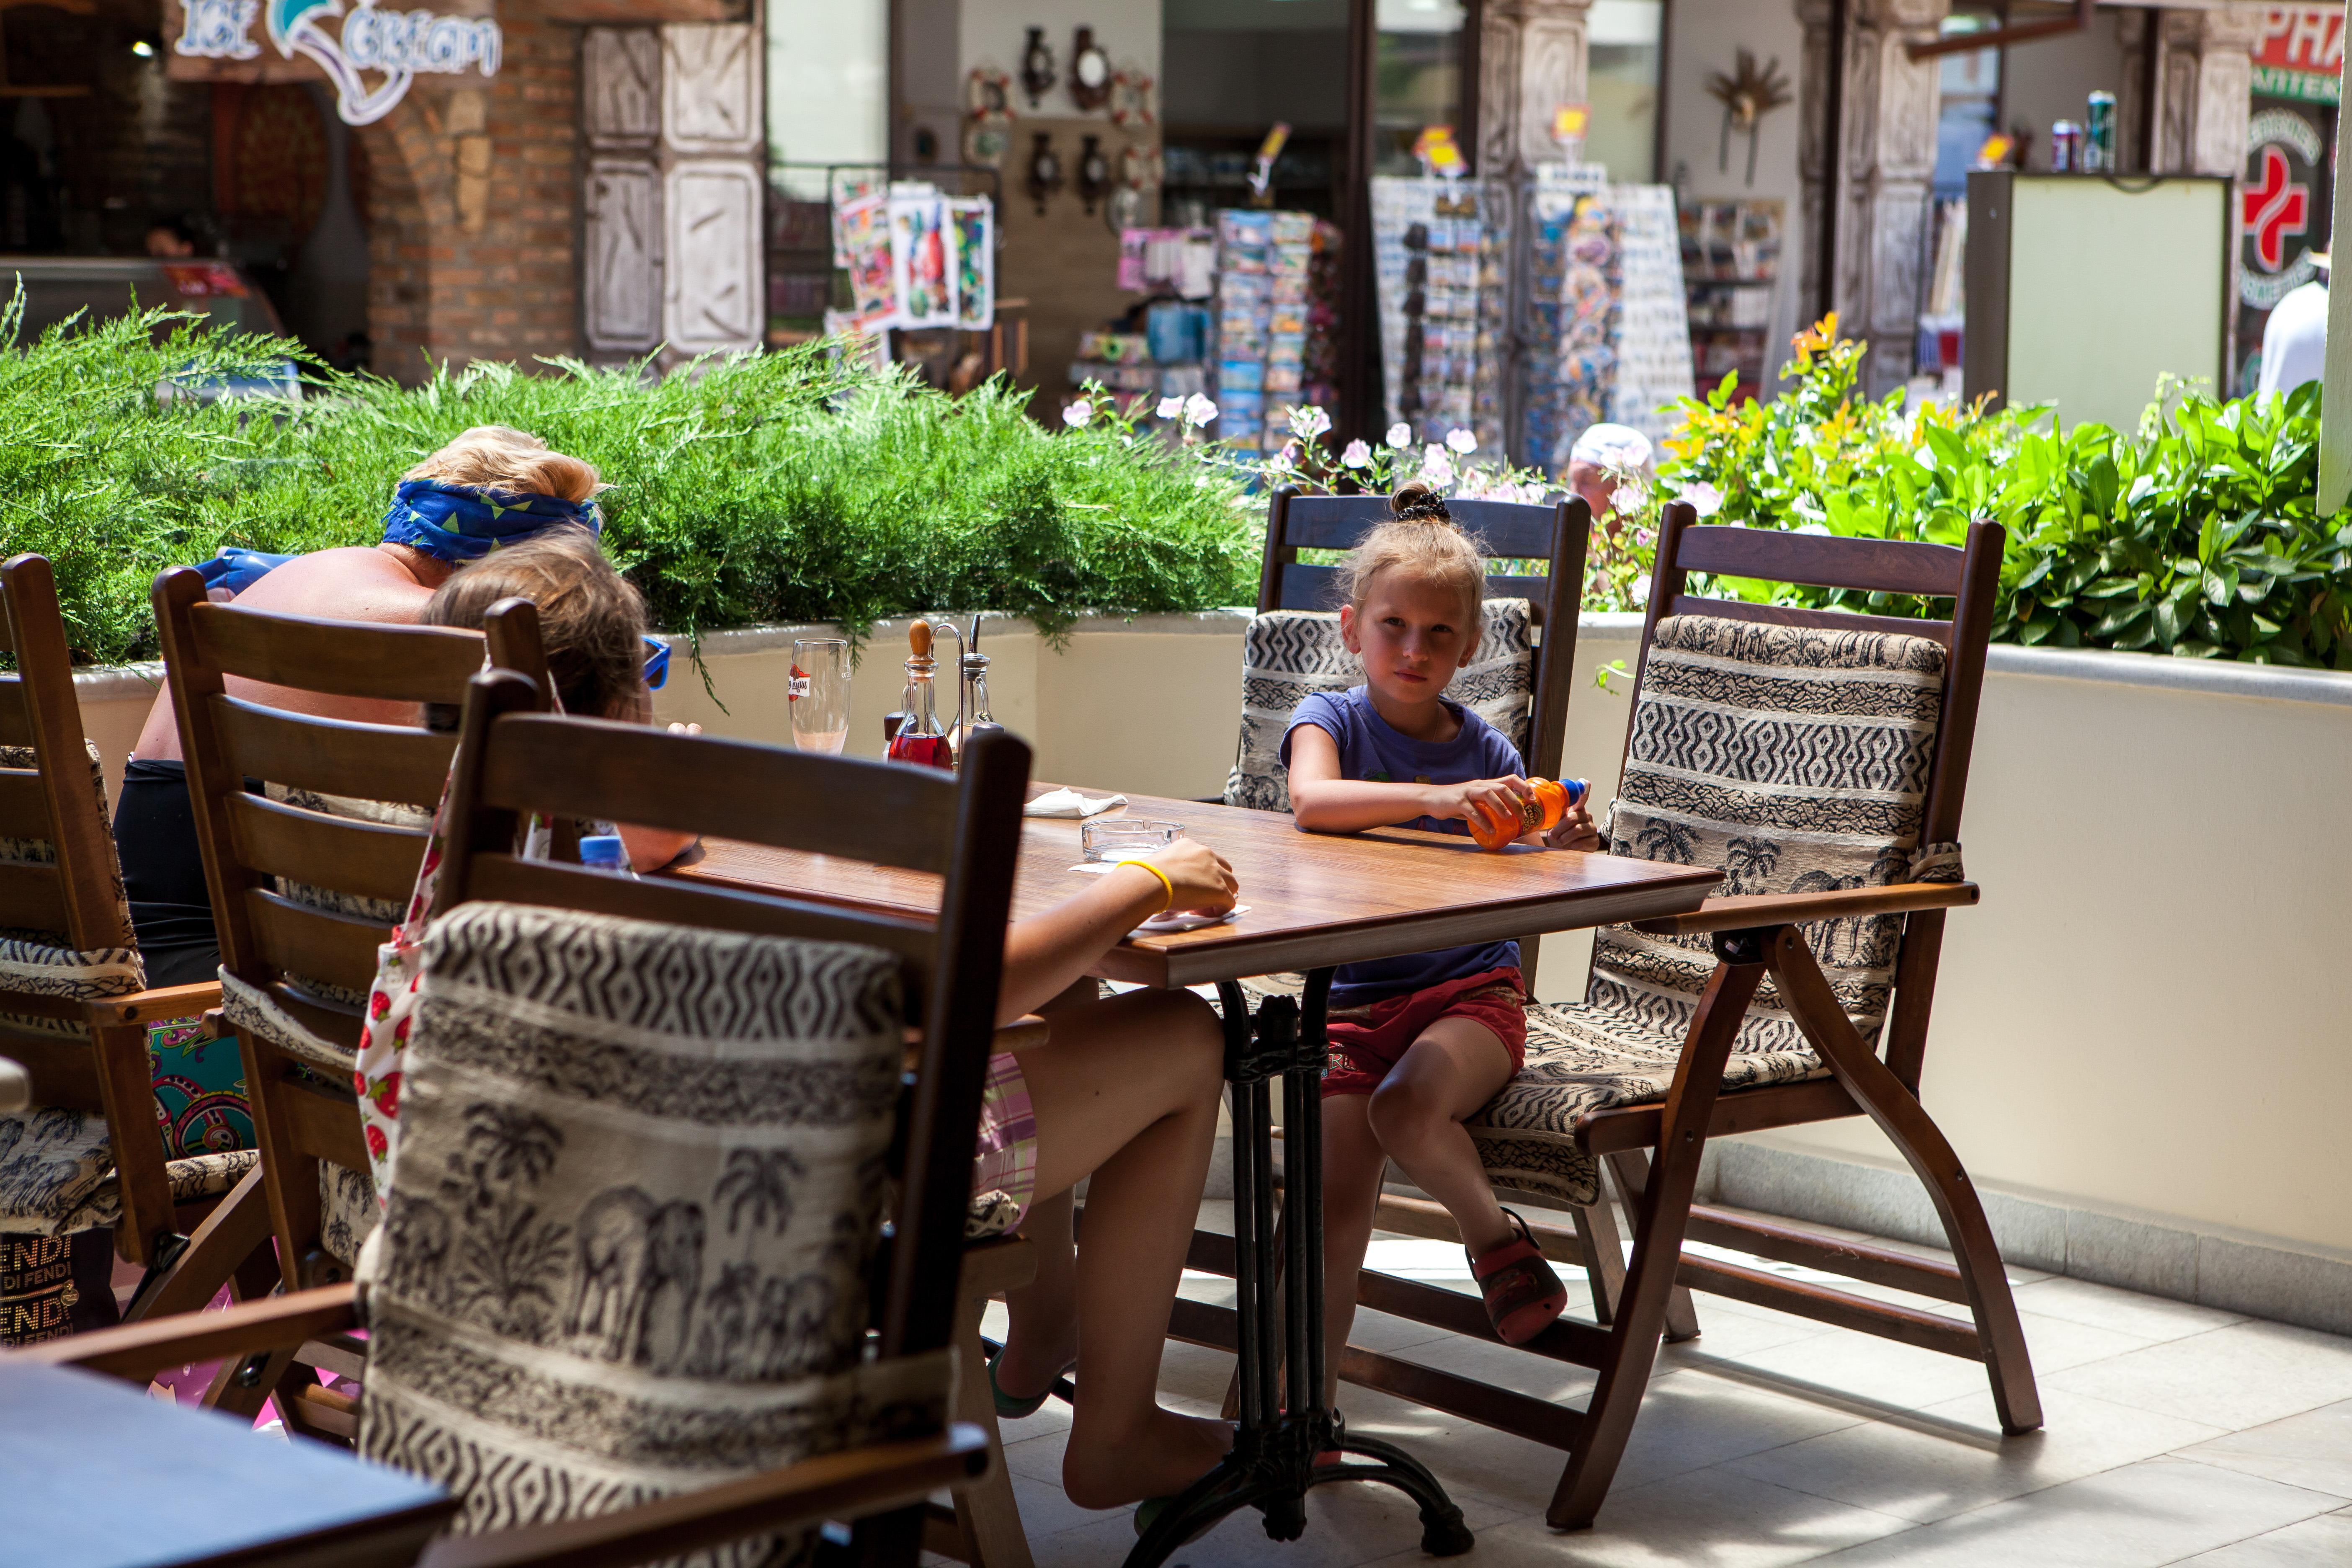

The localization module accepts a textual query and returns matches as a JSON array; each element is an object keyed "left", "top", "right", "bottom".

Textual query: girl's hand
[
  {"left": 1138, "top": 838, "right": 1238, "bottom": 913},
  {"left": 1430, "top": 775, "right": 1532, "bottom": 831},
  {"left": 1545, "top": 799, "right": 1602, "bottom": 851}
]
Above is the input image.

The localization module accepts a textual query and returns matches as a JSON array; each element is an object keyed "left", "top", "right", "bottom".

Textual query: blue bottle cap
[
  {"left": 579, "top": 835, "right": 627, "bottom": 869},
  {"left": 1563, "top": 778, "right": 1589, "bottom": 806}
]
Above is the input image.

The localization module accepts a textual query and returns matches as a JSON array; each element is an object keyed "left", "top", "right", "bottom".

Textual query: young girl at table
[
  {"left": 419, "top": 536, "right": 1243, "bottom": 1511},
  {"left": 1283, "top": 482, "right": 1601, "bottom": 1358}
]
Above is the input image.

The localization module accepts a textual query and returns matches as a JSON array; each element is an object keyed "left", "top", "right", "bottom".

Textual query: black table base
[{"left": 1123, "top": 973, "right": 1472, "bottom": 1567}]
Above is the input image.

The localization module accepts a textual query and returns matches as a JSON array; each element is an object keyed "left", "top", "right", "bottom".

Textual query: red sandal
[{"left": 1469, "top": 1209, "right": 1568, "bottom": 1345}]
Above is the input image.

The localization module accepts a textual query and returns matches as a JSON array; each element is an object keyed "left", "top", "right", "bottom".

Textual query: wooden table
[
  {"left": 681, "top": 789, "right": 1718, "bottom": 1566},
  {"left": 0, "top": 1359, "right": 453, "bottom": 1568}
]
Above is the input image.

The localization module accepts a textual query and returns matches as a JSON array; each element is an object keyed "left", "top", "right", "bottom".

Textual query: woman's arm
[
  {"left": 1284, "top": 725, "right": 1531, "bottom": 836},
  {"left": 998, "top": 839, "right": 1238, "bottom": 1022}
]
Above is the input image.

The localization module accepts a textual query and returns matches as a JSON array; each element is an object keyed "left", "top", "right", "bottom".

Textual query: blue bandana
[{"left": 381, "top": 479, "right": 603, "bottom": 562}]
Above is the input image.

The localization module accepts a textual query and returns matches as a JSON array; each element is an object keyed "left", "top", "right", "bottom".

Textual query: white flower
[
  {"left": 1063, "top": 400, "right": 1092, "bottom": 428},
  {"left": 1445, "top": 427, "right": 1478, "bottom": 454},
  {"left": 1341, "top": 438, "right": 1372, "bottom": 469},
  {"left": 1268, "top": 446, "right": 1296, "bottom": 475},
  {"left": 1417, "top": 449, "right": 1455, "bottom": 488},
  {"left": 1630, "top": 572, "right": 1653, "bottom": 602},
  {"left": 1609, "top": 477, "right": 1649, "bottom": 517},
  {"left": 1157, "top": 395, "right": 1184, "bottom": 419},
  {"left": 1385, "top": 422, "right": 1413, "bottom": 449},
  {"left": 1678, "top": 480, "right": 1723, "bottom": 518},
  {"left": 1289, "top": 404, "right": 1332, "bottom": 441},
  {"left": 1184, "top": 393, "right": 1219, "bottom": 426}
]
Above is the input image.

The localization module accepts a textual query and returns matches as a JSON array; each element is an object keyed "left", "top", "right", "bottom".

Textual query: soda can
[
  {"left": 2085, "top": 91, "right": 2116, "bottom": 173},
  {"left": 2051, "top": 121, "right": 2083, "bottom": 173}
]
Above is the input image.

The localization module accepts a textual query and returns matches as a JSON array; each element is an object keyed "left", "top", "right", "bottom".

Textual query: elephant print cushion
[{"left": 356, "top": 901, "right": 944, "bottom": 1561}]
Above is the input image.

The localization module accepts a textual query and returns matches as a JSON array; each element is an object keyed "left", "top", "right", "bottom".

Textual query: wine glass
[{"left": 790, "top": 637, "right": 851, "bottom": 756}]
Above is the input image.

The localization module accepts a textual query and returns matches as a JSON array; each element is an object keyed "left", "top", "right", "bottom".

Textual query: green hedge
[{"left": 0, "top": 303, "right": 1259, "bottom": 667}]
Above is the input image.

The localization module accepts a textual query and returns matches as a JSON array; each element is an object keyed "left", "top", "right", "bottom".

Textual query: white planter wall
[{"left": 70, "top": 615, "right": 2352, "bottom": 1320}]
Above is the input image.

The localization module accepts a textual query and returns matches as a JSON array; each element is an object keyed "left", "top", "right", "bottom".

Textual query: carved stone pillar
[
  {"left": 581, "top": 18, "right": 764, "bottom": 363},
  {"left": 2149, "top": 7, "right": 2263, "bottom": 177},
  {"left": 1477, "top": 0, "right": 1591, "bottom": 177},
  {"left": 1798, "top": 0, "right": 1948, "bottom": 398}
]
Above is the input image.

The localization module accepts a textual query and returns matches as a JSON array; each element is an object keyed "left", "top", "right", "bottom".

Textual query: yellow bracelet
[{"left": 1114, "top": 856, "right": 1176, "bottom": 912}]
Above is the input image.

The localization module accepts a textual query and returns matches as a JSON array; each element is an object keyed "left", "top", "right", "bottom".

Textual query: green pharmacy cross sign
[{"left": 172, "top": 0, "right": 500, "bottom": 125}]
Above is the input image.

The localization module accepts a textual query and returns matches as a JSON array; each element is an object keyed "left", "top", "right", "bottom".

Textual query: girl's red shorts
[{"left": 1320, "top": 967, "right": 1528, "bottom": 1098}]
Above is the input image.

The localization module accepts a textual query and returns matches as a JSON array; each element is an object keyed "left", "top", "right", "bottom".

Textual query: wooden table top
[
  {"left": 0, "top": 1359, "right": 453, "bottom": 1568},
  {"left": 678, "top": 788, "right": 1719, "bottom": 988}
]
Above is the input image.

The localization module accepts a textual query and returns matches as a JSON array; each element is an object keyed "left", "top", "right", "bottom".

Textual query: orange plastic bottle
[{"left": 1468, "top": 777, "right": 1589, "bottom": 851}]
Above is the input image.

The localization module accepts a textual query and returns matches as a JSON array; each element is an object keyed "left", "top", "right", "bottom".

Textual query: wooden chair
[
  {"left": 15, "top": 669, "right": 1026, "bottom": 1567},
  {"left": 145, "top": 566, "right": 544, "bottom": 1418},
  {"left": 0, "top": 552, "right": 270, "bottom": 1338},
  {"left": 1329, "top": 509, "right": 2036, "bottom": 1529}
]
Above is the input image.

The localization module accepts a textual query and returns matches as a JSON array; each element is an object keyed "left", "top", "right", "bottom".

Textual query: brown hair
[
  {"left": 405, "top": 425, "right": 603, "bottom": 505},
  {"left": 423, "top": 528, "right": 648, "bottom": 720},
  {"left": 1335, "top": 481, "right": 1489, "bottom": 634}
]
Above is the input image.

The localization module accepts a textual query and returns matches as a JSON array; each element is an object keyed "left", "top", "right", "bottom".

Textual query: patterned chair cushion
[
  {"left": 0, "top": 1106, "right": 258, "bottom": 1235},
  {"left": 0, "top": 742, "right": 144, "bottom": 1039},
  {"left": 356, "top": 902, "right": 947, "bottom": 1557},
  {"left": 1224, "top": 601, "right": 1536, "bottom": 813},
  {"left": 1468, "top": 614, "right": 1959, "bottom": 1209}
]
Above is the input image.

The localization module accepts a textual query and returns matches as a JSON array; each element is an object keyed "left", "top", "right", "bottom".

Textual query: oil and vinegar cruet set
[{"left": 883, "top": 615, "right": 1000, "bottom": 771}]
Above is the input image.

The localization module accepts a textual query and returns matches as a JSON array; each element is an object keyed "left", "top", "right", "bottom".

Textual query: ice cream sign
[{"left": 172, "top": 0, "right": 500, "bottom": 124}]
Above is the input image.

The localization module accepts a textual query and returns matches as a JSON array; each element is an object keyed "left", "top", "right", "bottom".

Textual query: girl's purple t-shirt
[{"left": 1279, "top": 686, "right": 1523, "bottom": 1006}]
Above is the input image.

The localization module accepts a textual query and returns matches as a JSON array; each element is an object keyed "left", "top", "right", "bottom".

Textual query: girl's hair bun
[{"left": 1390, "top": 481, "right": 1453, "bottom": 524}]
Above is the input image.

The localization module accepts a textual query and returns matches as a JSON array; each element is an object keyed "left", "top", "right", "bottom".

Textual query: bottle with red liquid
[
  {"left": 886, "top": 620, "right": 955, "bottom": 770},
  {"left": 1468, "top": 777, "right": 1589, "bottom": 851}
]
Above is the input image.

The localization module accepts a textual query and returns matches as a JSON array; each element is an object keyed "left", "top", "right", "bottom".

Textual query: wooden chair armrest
[
  {"left": 993, "top": 1014, "right": 1048, "bottom": 1053},
  {"left": 104, "top": 980, "right": 224, "bottom": 1026},
  {"left": 416, "top": 1424, "right": 993, "bottom": 1568},
  {"left": 5, "top": 1282, "right": 358, "bottom": 1382},
  {"left": 1630, "top": 882, "right": 1979, "bottom": 937}
]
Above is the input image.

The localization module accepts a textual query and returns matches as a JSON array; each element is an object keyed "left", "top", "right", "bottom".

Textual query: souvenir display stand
[
  {"left": 1210, "top": 209, "right": 1344, "bottom": 450},
  {"left": 1679, "top": 197, "right": 1787, "bottom": 404}
]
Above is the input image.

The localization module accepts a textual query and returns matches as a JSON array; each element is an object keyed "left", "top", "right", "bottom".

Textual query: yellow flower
[{"left": 1792, "top": 312, "right": 1839, "bottom": 356}]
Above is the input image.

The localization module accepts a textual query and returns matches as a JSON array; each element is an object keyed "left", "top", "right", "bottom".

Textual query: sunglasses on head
[{"left": 642, "top": 635, "right": 670, "bottom": 691}]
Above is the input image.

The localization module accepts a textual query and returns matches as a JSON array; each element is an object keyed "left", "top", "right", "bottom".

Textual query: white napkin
[
  {"left": 1131, "top": 905, "right": 1248, "bottom": 937},
  {"left": 1025, "top": 787, "right": 1130, "bottom": 819}
]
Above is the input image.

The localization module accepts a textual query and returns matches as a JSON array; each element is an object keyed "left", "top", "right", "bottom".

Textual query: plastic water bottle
[
  {"left": 1468, "top": 778, "right": 1590, "bottom": 851},
  {"left": 580, "top": 835, "right": 635, "bottom": 876}
]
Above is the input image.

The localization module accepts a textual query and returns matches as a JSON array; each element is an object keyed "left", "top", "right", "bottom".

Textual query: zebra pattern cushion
[
  {"left": 1469, "top": 614, "right": 1958, "bottom": 1209},
  {"left": 0, "top": 1106, "right": 258, "bottom": 1235},
  {"left": 356, "top": 902, "right": 946, "bottom": 1561},
  {"left": 1223, "top": 602, "right": 1537, "bottom": 814}
]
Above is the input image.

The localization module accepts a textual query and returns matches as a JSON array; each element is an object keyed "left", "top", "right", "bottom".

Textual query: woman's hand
[
  {"left": 1138, "top": 838, "right": 1239, "bottom": 914},
  {"left": 1544, "top": 798, "right": 1603, "bottom": 851},
  {"left": 1427, "top": 775, "right": 1533, "bottom": 832}
]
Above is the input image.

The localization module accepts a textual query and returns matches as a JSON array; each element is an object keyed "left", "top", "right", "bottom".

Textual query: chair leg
[
  {"left": 1548, "top": 949, "right": 1763, "bottom": 1531},
  {"left": 1604, "top": 1152, "right": 1702, "bottom": 1343},
  {"left": 946, "top": 1250, "right": 1037, "bottom": 1568},
  {"left": 1765, "top": 931, "right": 2042, "bottom": 1434},
  {"left": 1569, "top": 1191, "right": 1626, "bottom": 1326},
  {"left": 123, "top": 1164, "right": 274, "bottom": 1324}
]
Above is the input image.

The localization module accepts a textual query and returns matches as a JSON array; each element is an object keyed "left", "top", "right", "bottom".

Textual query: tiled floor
[{"left": 965, "top": 1202, "right": 2352, "bottom": 1566}]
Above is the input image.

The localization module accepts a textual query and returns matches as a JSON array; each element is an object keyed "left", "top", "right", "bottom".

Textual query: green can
[{"left": 2085, "top": 90, "right": 2116, "bottom": 173}]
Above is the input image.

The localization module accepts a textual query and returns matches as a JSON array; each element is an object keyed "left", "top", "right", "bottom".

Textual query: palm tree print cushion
[
  {"left": 1468, "top": 614, "right": 1962, "bottom": 1210},
  {"left": 354, "top": 901, "right": 947, "bottom": 1557}
]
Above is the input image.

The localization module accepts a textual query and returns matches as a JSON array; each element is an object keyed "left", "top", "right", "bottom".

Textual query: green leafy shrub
[
  {"left": 0, "top": 302, "right": 1258, "bottom": 666},
  {"left": 1655, "top": 316, "right": 2352, "bottom": 667}
]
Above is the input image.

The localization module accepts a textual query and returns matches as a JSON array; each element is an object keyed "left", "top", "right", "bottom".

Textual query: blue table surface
[{"left": 0, "top": 1359, "right": 448, "bottom": 1568}]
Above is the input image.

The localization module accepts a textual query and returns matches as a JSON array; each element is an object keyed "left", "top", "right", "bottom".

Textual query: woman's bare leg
[
  {"left": 1013, "top": 987, "right": 1235, "bottom": 1509},
  {"left": 1366, "top": 1018, "right": 1518, "bottom": 1257},
  {"left": 1318, "top": 1091, "right": 1389, "bottom": 1406}
]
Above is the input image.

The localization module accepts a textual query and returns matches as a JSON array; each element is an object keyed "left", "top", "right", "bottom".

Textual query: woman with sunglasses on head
[{"left": 116, "top": 426, "right": 616, "bottom": 983}]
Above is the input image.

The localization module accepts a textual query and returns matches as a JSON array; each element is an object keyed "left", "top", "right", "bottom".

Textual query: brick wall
[{"left": 359, "top": 2, "right": 583, "bottom": 382}]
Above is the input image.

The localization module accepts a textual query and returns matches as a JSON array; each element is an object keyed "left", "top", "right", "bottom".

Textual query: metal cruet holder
[{"left": 932, "top": 614, "right": 1002, "bottom": 769}]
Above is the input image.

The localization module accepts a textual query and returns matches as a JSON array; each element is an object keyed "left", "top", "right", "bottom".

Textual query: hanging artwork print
[
  {"left": 838, "top": 193, "right": 897, "bottom": 328},
  {"left": 949, "top": 197, "right": 995, "bottom": 329},
  {"left": 890, "top": 193, "right": 956, "bottom": 329},
  {"left": 170, "top": 0, "right": 501, "bottom": 126}
]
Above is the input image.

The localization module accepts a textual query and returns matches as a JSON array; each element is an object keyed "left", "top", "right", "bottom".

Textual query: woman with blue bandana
[{"left": 116, "top": 425, "right": 607, "bottom": 985}]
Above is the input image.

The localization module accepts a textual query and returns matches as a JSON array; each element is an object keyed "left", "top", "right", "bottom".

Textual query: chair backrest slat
[
  {"left": 0, "top": 766, "right": 48, "bottom": 839},
  {"left": 473, "top": 714, "right": 966, "bottom": 876},
  {"left": 0, "top": 686, "right": 29, "bottom": 748},
  {"left": 0, "top": 859, "right": 70, "bottom": 932},
  {"left": 227, "top": 793, "right": 434, "bottom": 909},
  {"left": 244, "top": 889, "right": 396, "bottom": 998},
  {"left": 211, "top": 697, "right": 457, "bottom": 810},
  {"left": 1674, "top": 524, "right": 1969, "bottom": 600},
  {"left": 1666, "top": 593, "right": 1958, "bottom": 645},
  {"left": 189, "top": 601, "right": 487, "bottom": 704}
]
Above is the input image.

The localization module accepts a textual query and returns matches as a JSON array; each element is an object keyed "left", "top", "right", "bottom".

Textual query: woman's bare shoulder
[{"left": 231, "top": 546, "right": 436, "bottom": 624}]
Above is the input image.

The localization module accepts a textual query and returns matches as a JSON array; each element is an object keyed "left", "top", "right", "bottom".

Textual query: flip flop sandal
[
  {"left": 1468, "top": 1208, "right": 1568, "bottom": 1346},
  {"left": 985, "top": 1345, "right": 1073, "bottom": 1421}
]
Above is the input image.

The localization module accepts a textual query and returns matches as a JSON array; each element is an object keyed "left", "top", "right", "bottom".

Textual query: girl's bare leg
[
  {"left": 1366, "top": 1018, "right": 1519, "bottom": 1257},
  {"left": 992, "top": 1189, "right": 1076, "bottom": 1400},
  {"left": 1318, "top": 1091, "right": 1390, "bottom": 1406},
  {"left": 1014, "top": 987, "right": 1235, "bottom": 1509}
]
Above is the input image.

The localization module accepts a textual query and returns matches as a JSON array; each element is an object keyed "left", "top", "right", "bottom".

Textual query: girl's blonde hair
[
  {"left": 1336, "top": 481, "right": 1488, "bottom": 632},
  {"left": 405, "top": 425, "right": 603, "bottom": 505},
  {"left": 423, "top": 529, "right": 648, "bottom": 720}
]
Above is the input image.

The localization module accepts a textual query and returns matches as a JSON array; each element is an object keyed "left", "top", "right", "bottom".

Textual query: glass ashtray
[{"left": 1081, "top": 819, "right": 1186, "bottom": 861}]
